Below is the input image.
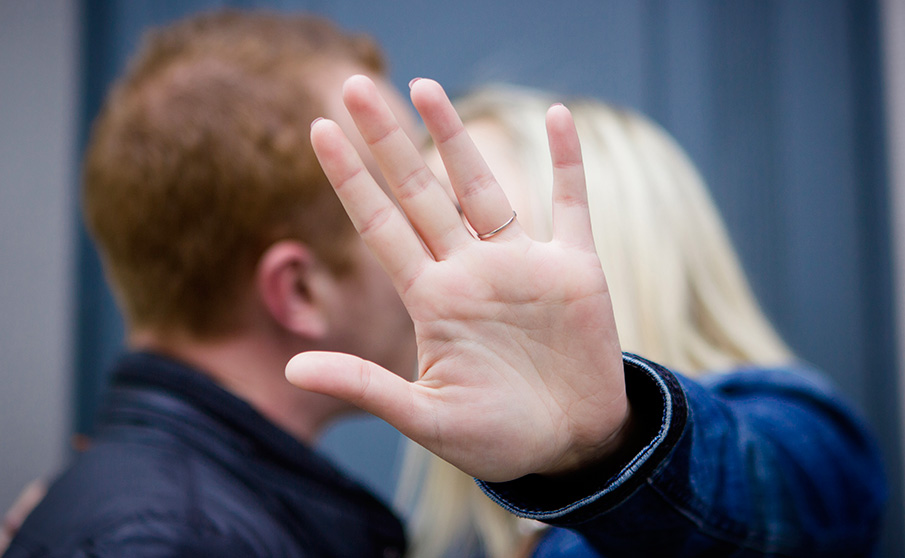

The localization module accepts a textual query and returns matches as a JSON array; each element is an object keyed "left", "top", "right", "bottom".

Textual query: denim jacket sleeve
[{"left": 476, "top": 353, "right": 887, "bottom": 557}]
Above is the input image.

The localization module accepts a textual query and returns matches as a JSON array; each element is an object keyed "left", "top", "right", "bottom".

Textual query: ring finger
[{"left": 410, "top": 78, "right": 522, "bottom": 242}]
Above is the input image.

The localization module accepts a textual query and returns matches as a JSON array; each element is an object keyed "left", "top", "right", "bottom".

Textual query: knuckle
[
  {"left": 357, "top": 204, "right": 394, "bottom": 237},
  {"left": 458, "top": 172, "right": 496, "bottom": 200},
  {"left": 395, "top": 166, "right": 435, "bottom": 201}
]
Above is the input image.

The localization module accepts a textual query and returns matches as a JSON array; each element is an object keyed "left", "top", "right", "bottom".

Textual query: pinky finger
[{"left": 547, "top": 104, "right": 594, "bottom": 250}]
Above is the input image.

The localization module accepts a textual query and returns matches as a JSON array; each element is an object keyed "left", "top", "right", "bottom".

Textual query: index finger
[{"left": 310, "top": 118, "right": 429, "bottom": 292}]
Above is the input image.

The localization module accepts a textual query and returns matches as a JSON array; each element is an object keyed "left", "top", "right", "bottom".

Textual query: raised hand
[{"left": 286, "top": 76, "right": 629, "bottom": 482}]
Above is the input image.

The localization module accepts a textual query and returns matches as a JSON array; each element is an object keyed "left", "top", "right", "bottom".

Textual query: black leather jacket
[{"left": 4, "top": 352, "right": 406, "bottom": 558}]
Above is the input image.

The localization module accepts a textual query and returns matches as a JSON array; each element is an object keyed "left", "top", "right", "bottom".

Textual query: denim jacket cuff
[{"left": 475, "top": 353, "right": 688, "bottom": 525}]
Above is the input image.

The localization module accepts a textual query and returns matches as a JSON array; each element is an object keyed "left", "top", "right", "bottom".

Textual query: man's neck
[{"left": 129, "top": 330, "right": 352, "bottom": 443}]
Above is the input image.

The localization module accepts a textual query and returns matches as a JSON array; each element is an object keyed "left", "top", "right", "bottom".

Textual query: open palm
[{"left": 286, "top": 76, "right": 629, "bottom": 482}]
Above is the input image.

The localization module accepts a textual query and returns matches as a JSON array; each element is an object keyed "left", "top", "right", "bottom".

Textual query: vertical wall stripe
[
  {"left": 847, "top": 1, "right": 904, "bottom": 554},
  {"left": 75, "top": 0, "right": 125, "bottom": 436}
]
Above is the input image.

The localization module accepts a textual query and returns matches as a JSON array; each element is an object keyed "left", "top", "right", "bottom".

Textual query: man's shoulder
[
  {"left": 8, "top": 437, "right": 192, "bottom": 552},
  {"left": 4, "top": 510, "right": 259, "bottom": 558},
  {"left": 8, "top": 434, "right": 293, "bottom": 557},
  {"left": 44, "top": 433, "right": 200, "bottom": 515}
]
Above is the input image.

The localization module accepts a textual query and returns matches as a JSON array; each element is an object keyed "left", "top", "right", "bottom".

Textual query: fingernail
[
  {"left": 551, "top": 102, "right": 564, "bottom": 108},
  {"left": 408, "top": 77, "right": 422, "bottom": 90},
  {"left": 311, "top": 117, "right": 324, "bottom": 128}
]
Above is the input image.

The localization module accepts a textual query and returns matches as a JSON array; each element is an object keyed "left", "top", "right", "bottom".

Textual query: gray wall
[
  {"left": 884, "top": 0, "right": 905, "bottom": 498},
  {"left": 0, "top": 0, "right": 78, "bottom": 511}
]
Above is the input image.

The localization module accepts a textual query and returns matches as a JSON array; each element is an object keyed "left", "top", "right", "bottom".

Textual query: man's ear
[{"left": 255, "top": 240, "right": 329, "bottom": 339}]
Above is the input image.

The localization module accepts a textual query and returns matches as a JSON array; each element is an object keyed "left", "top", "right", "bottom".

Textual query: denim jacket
[{"left": 479, "top": 354, "right": 886, "bottom": 557}]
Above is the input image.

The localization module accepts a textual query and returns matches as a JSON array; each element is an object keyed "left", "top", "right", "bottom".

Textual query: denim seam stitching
[{"left": 645, "top": 478, "right": 797, "bottom": 556}]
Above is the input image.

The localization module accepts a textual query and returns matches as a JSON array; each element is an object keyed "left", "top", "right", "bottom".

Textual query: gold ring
[{"left": 477, "top": 211, "right": 517, "bottom": 240}]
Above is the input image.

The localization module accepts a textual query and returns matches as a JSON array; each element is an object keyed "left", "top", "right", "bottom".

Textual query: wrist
[
  {"left": 475, "top": 354, "right": 689, "bottom": 525},
  {"left": 539, "top": 389, "right": 636, "bottom": 478}
]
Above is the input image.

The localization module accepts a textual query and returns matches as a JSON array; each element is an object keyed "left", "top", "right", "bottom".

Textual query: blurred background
[{"left": 2, "top": 0, "right": 904, "bottom": 555}]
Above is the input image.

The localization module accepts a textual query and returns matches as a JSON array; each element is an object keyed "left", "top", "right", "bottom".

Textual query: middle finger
[{"left": 342, "top": 75, "right": 473, "bottom": 259}]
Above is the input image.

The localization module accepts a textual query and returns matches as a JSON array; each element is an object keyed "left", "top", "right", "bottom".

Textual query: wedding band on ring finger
[{"left": 477, "top": 211, "right": 517, "bottom": 240}]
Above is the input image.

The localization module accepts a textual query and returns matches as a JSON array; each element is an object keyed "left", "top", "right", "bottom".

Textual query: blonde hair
[{"left": 399, "top": 85, "right": 793, "bottom": 558}]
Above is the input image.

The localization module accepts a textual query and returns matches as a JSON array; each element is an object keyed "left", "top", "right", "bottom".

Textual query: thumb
[{"left": 285, "top": 351, "right": 421, "bottom": 433}]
